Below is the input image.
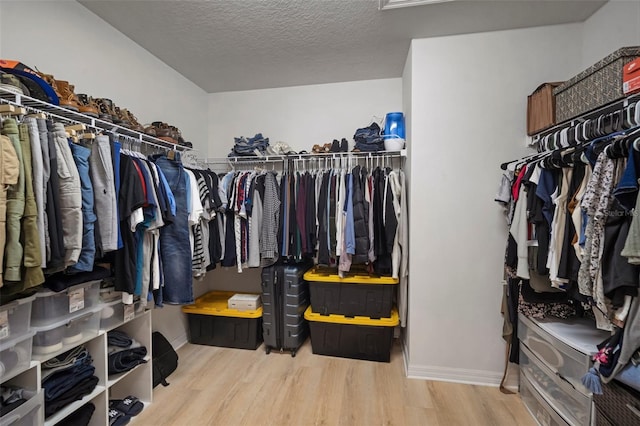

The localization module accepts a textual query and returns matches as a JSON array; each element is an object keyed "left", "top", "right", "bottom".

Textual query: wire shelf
[{"left": 0, "top": 86, "right": 192, "bottom": 152}]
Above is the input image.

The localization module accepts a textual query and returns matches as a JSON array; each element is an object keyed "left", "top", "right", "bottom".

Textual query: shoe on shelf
[
  {"left": 330, "top": 139, "right": 340, "bottom": 153},
  {"left": 42, "top": 74, "right": 82, "bottom": 112},
  {"left": 53, "top": 79, "right": 81, "bottom": 112},
  {"left": 149, "top": 122, "right": 178, "bottom": 144},
  {"left": 0, "top": 72, "right": 29, "bottom": 96},
  {"left": 76, "top": 93, "right": 99, "bottom": 118},
  {"left": 340, "top": 138, "right": 349, "bottom": 152},
  {"left": 143, "top": 125, "right": 157, "bottom": 136},
  {"left": 95, "top": 98, "right": 116, "bottom": 123},
  {"left": 114, "top": 106, "right": 131, "bottom": 128},
  {"left": 151, "top": 121, "right": 172, "bottom": 138},
  {"left": 122, "top": 109, "right": 145, "bottom": 132}
]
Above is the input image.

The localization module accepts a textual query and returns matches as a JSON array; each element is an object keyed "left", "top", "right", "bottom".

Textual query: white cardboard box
[{"left": 228, "top": 294, "right": 262, "bottom": 311}]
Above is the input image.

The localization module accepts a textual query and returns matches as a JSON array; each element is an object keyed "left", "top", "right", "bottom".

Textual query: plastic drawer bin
[
  {"left": 182, "top": 291, "right": 263, "bottom": 350},
  {"left": 520, "top": 344, "right": 591, "bottom": 425},
  {"left": 0, "top": 390, "right": 43, "bottom": 426},
  {"left": 304, "top": 267, "right": 398, "bottom": 318},
  {"left": 305, "top": 306, "right": 398, "bottom": 362},
  {"left": 0, "top": 331, "right": 34, "bottom": 381},
  {"left": 31, "top": 307, "right": 101, "bottom": 359},
  {"left": 518, "top": 315, "right": 607, "bottom": 395},
  {"left": 0, "top": 294, "right": 35, "bottom": 342},
  {"left": 520, "top": 372, "right": 570, "bottom": 426},
  {"left": 31, "top": 280, "right": 101, "bottom": 327}
]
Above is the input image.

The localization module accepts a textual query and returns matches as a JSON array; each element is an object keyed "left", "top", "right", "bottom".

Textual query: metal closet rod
[
  {"left": 0, "top": 86, "right": 191, "bottom": 153},
  {"left": 206, "top": 149, "right": 407, "bottom": 164},
  {"left": 531, "top": 93, "right": 640, "bottom": 148}
]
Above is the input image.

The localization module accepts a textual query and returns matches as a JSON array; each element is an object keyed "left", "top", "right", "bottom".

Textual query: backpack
[{"left": 152, "top": 331, "right": 178, "bottom": 387}]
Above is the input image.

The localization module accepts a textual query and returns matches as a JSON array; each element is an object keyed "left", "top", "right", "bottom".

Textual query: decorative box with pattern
[{"left": 554, "top": 46, "right": 640, "bottom": 122}]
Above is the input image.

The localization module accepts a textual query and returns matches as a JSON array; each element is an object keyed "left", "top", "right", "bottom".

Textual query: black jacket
[{"left": 351, "top": 165, "right": 369, "bottom": 264}]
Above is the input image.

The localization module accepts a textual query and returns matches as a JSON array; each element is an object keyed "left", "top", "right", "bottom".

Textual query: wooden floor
[{"left": 135, "top": 340, "right": 535, "bottom": 426}]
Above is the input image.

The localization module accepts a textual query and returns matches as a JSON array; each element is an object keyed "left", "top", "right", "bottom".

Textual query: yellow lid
[
  {"left": 182, "top": 291, "right": 262, "bottom": 318},
  {"left": 304, "top": 306, "right": 399, "bottom": 326},
  {"left": 303, "top": 266, "right": 398, "bottom": 285}
]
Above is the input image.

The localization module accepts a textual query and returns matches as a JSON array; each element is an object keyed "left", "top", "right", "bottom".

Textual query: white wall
[
  {"left": 582, "top": 0, "right": 640, "bottom": 68},
  {"left": 0, "top": 1, "right": 208, "bottom": 155},
  {"left": 406, "top": 23, "right": 583, "bottom": 385},
  {"left": 0, "top": 0, "right": 209, "bottom": 348},
  {"left": 205, "top": 78, "right": 404, "bottom": 319},
  {"left": 401, "top": 45, "right": 412, "bottom": 365},
  {"left": 208, "top": 79, "right": 403, "bottom": 157}
]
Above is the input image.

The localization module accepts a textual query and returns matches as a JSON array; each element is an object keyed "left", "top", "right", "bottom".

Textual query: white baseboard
[
  {"left": 402, "top": 337, "right": 410, "bottom": 376},
  {"left": 407, "top": 364, "right": 509, "bottom": 387},
  {"left": 171, "top": 334, "right": 189, "bottom": 350},
  {"left": 401, "top": 337, "right": 520, "bottom": 391}
]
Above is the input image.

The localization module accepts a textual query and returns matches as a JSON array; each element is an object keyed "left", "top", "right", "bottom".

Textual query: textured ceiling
[{"left": 80, "top": 0, "right": 606, "bottom": 93}]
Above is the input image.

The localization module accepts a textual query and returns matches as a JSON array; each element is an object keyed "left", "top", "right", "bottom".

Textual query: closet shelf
[
  {"left": 530, "top": 92, "right": 640, "bottom": 146},
  {"left": 43, "top": 385, "right": 105, "bottom": 426},
  {"left": 0, "top": 86, "right": 191, "bottom": 153},
  {"left": 107, "top": 355, "right": 151, "bottom": 388},
  {"left": 206, "top": 149, "right": 407, "bottom": 164}
]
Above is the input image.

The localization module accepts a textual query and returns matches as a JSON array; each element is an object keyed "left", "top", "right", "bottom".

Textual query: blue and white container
[{"left": 383, "top": 112, "right": 405, "bottom": 151}]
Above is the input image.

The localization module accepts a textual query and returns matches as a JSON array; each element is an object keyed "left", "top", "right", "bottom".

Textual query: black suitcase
[{"left": 261, "top": 259, "right": 314, "bottom": 357}]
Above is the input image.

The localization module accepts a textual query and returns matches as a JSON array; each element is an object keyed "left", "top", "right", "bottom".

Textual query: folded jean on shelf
[
  {"left": 42, "top": 346, "right": 89, "bottom": 370},
  {"left": 354, "top": 141, "right": 384, "bottom": 152},
  {"left": 43, "top": 363, "right": 95, "bottom": 401},
  {"left": 42, "top": 354, "right": 92, "bottom": 382},
  {"left": 107, "top": 330, "right": 133, "bottom": 348},
  {"left": 353, "top": 122, "right": 384, "bottom": 152},
  {"left": 57, "top": 402, "right": 95, "bottom": 426},
  {"left": 45, "top": 375, "right": 99, "bottom": 418},
  {"left": 108, "top": 347, "right": 147, "bottom": 375},
  {"left": 228, "top": 133, "right": 270, "bottom": 157}
]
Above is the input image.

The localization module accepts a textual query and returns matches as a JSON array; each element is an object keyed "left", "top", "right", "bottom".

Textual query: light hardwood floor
[{"left": 134, "top": 339, "right": 535, "bottom": 426}]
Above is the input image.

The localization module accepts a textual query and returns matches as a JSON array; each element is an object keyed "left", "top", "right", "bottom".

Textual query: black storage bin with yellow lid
[
  {"left": 304, "top": 306, "right": 398, "bottom": 362},
  {"left": 304, "top": 267, "right": 398, "bottom": 318},
  {"left": 182, "top": 291, "right": 263, "bottom": 350}
]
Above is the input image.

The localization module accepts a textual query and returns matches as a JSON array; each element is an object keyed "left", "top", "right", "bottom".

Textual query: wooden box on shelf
[{"left": 527, "top": 82, "right": 563, "bottom": 136}]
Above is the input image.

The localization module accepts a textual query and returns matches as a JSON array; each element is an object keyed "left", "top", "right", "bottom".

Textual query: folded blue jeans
[
  {"left": 107, "top": 330, "right": 133, "bottom": 348},
  {"left": 108, "top": 347, "right": 148, "bottom": 374},
  {"left": 43, "top": 363, "right": 95, "bottom": 401}
]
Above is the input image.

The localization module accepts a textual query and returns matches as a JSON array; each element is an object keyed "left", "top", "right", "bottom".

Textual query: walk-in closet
[{"left": 1, "top": 1, "right": 640, "bottom": 425}]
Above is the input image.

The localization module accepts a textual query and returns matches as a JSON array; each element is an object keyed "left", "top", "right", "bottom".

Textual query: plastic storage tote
[
  {"left": 99, "top": 300, "right": 138, "bottom": 331},
  {"left": 31, "top": 280, "right": 100, "bottom": 327},
  {"left": 0, "top": 331, "right": 35, "bottom": 382},
  {"left": 305, "top": 306, "right": 398, "bottom": 362},
  {"left": 182, "top": 291, "right": 263, "bottom": 350},
  {"left": 31, "top": 307, "right": 101, "bottom": 360},
  {"left": 304, "top": 267, "right": 398, "bottom": 318},
  {"left": 0, "top": 294, "right": 35, "bottom": 342},
  {"left": 0, "top": 389, "right": 43, "bottom": 426}
]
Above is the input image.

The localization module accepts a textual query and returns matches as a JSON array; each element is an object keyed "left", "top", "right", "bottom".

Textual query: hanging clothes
[
  {"left": 152, "top": 153, "right": 193, "bottom": 305},
  {"left": 89, "top": 135, "right": 118, "bottom": 254},
  {"left": 0, "top": 132, "right": 19, "bottom": 286}
]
